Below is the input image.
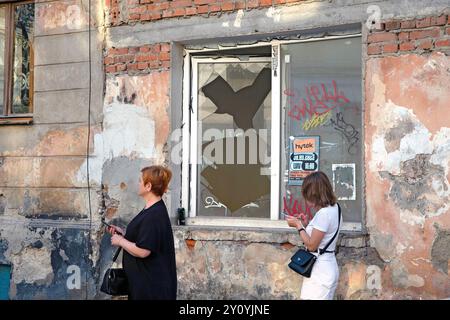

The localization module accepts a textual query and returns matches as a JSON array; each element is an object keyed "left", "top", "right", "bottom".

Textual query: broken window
[
  {"left": 192, "top": 59, "right": 272, "bottom": 218},
  {"left": 0, "top": 1, "right": 34, "bottom": 123},
  {"left": 280, "top": 36, "right": 363, "bottom": 229},
  {"left": 184, "top": 35, "right": 363, "bottom": 229}
]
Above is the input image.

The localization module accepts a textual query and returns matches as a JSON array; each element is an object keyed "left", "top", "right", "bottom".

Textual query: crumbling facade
[{"left": 0, "top": 0, "right": 449, "bottom": 299}]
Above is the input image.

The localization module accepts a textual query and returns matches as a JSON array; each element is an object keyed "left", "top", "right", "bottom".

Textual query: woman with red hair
[{"left": 107, "top": 165, "right": 177, "bottom": 300}]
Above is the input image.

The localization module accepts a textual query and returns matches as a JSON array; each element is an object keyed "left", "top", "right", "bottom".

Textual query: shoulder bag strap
[
  {"left": 112, "top": 247, "right": 122, "bottom": 263},
  {"left": 319, "top": 202, "right": 341, "bottom": 255}
]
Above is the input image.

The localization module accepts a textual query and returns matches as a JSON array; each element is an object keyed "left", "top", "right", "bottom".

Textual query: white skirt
[{"left": 300, "top": 254, "right": 339, "bottom": 300}]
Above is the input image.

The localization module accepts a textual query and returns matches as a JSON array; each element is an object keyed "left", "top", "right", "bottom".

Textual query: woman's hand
[
  {"left": 107, "top": 225, "right": 124, "bottom": 236},
  {"left": 286, "top": 216, "right": 303, "bottom": 230},
  {"left": 111, "top": 234, "right": 124, "bottom": 247}
]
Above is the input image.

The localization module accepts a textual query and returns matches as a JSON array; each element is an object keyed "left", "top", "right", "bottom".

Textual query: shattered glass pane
[
  {"left": 12, "top": 3, "right": 34, "bottom": 114},
  {"left": 197, "top": 62, "right": 272, "bottom": 218}
]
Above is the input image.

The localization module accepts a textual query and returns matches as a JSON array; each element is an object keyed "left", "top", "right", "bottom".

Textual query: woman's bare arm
[{"left": 111, "top": 234, "right": 151, "bottom": 258}]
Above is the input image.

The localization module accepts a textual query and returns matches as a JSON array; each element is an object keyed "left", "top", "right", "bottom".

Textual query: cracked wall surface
[
  {"left": 365, "top": 51, "right": 450, "bottom": 298},
  {"left": 0, "top": 0, "right": 449, "bottom": 300}
]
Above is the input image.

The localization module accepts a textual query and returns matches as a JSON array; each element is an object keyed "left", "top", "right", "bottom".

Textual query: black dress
[{"left": 122, "top": 199, "right": 177, "bottom": 300}]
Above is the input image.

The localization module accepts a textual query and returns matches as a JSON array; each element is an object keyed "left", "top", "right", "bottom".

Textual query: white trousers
[{"left": 300, "top": 254, "right": 339, "bottom": 300}]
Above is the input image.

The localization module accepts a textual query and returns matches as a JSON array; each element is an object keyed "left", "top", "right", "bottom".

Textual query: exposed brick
[
  {"left": 430, "top": 15, "right": 447, "bottom": 26},
  {"left": 398, "top": 32, "right": 409, "bottom": 41},
  {"left": 221, "top": 1, "right": 235, "bottom": 11},
  {"left": 446, "top": 27, "right": 450, "bottom": 35},
  {"left": 117, "top": 54, "right": 134, "bottom": 63},
  {"left": 161, "top": 43, "right": 171, "bottom": 52},
  {"left": 170, "top": 0, "right": 192, "bottom": 8},
  {"left": 235, "top": 1, "right": 246, "bottom": 9},
  {"left": 197, "top": 5, "right": 209, "bottom": 14},
  {"left": 137, "top": 62, "right": 148, "bottom": 70},
  {"left": 209, "top": 5, "right": 221, "bottom": 12},
  {"left": 368, "top": 32, "right": 397, "bottom": 43},
  {"left": 186, "top": 7, "right": 197, "bottom": 15},
  {"left": 410, "top": 28, "right": 440, "bottom": 40},
  {"left": 116, "top": 64, "right": 127, "bottom": 72},
  {"left": 160, "top": 52, "right": 171, "bottom": 61},
  {"left": 367, "top": 43, "right": 382, "bottom": 55},
  {"left": 399, "top": 41, "right": 415, "bottom": 51},
  {"left": 128, "top": 47, "right": 139, "bottom": 54},
  {"left": 185, "top": 239, "right": 196, "bottom": 250},
  {"left": 140, "top": 13, "right": 151, "bottom": 20},
  {"left": 435, "top": 38, "right": 450, "bottom": 47},
  {"left": 104, "top": 56, "right": 114, "bottom": 65},
  {"left": 128, "top": 63, "right": 138, "bottom": 71},
  {"left": 136, "top": 55, "right": 148, "bottom": 62},
  {"left": 140, "top": 46, "right": 151, "bottom": 53},
  {"left": 173, "top": 8, "right": 186, "bottom": 17},
  {"left": 129, "top": 6, "right": 146, "bottom": 14},
  {"left": 194, "top": 0, "right": 215, "bottom": 5},
  {"left": 162, "top": 61, "right": 171, "bottom": 69},
  {"left": 416, "top": 17, "right": 431, "bottom": 28},
  {"left": 152, "top": 44, "right": 161, "bottom": 53},
  {"left": 105, "top": 65, "right": 116, "bottom": 73},
  {"left": 385, "top": 21, "right": 400, "bottom": 30},
  {"left": 149, "top": 61, "right": 161, "bottom": 69},
  {"left": 417, "top": 39, "right": 433, "bottom": 50},
  {"left": 400, "top": 20, "right": 416, "bottom": 29},
  {"left": 382, "top": 42, "right": 398, "bottom": 53},
  {"left": 115, "top": 47, "right": 129, "bottom": 55},
  {"left": 247, "top": 0, "right": 259, "bottom": 8},
  {"left": 260, "top": 0, "right": 273, "bottom": 6},
  {"left": 274, "top": 0, "right": 286, "bottom": 4},
  {"left": 152, "top": 2, "right": 170, "bottom": 10},
  {"left": 149, "top": 12, "right": 162, "bottom": 20},
  {"left": 129, "top": 13, "right": 140, "bottom": 20}
]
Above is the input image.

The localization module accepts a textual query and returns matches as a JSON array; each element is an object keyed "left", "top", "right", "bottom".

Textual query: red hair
[{"left": 141, "top": 166, "right": 172, "bottom": 197}]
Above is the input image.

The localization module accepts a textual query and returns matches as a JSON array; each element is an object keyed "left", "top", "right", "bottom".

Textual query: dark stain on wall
[
  {"left": 381, "top": 154, "right": 448, "bottom": 215},
  {"left": 431, "top": 224, "right": 450, "bottom": 275},
  {"left": 0, "top": 194, "right": 5, "bottom": 215},
  {"left": 0, "top": 238, "right": 8, "bottom": 263},
  {"left": 13, "top": 228, "right": 95, "bottom": 299},
  {"left": 384, "top": 119, "right": 415, "bottom": 153}
]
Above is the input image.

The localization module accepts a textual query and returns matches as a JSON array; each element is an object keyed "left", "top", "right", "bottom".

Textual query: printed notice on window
[{"left": 288, "top": 136, "right": 320, "bottom": 186}]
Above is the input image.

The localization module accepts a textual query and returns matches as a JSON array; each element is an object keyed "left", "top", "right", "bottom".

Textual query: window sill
[
  {"left": 173, "top": 224, "right": 368, "bottom": 248},
  {"left": 182, "top": 216, "right": 363, "bottom": 233},
  {"left": 0, "top": 116, "right": 33, "bottom": 125},
  {"left": 173, "top": 223, "right": 302, "bottom": 246}
]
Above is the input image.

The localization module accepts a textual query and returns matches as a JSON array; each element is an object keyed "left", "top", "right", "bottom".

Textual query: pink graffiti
[
  {"left": 282, "top": 196, "right": 314, "bottom": 222},
  {"left": 285, "top": 80, "right": 350, "bottom": 122}
]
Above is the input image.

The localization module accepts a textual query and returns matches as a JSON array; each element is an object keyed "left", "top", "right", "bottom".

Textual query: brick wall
[
  {"left": 104, "top": 43, "right": 171, "bottom": 75},
  {"left": 367, "top": 15, "right": 450, "bottom": 56},
  {"left": 105, "top": 0, "right": 305, "bottom": 26}
]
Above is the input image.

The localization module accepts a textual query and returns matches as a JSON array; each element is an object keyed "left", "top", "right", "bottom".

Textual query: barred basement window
[{"left": 0, "top": 0, "right": 34, "bottom": 125}]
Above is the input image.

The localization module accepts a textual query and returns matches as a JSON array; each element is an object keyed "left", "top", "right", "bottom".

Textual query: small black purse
[
  {"left": 288, "top": 203, "right": 341, "bottom": 278},
  {"left": 100, "top": 247, "right": 129, "bottom": 296}
]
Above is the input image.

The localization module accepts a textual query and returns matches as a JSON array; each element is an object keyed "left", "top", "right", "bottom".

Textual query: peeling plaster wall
[
  {"left": 0, "top": 0, "right": 105, "bottom": 299},
  {"left": 1, "top": 0, "right": 450, "bottom": 300},
  {"left": 365, "top": 52, "right": 450, "bottom": 298}
]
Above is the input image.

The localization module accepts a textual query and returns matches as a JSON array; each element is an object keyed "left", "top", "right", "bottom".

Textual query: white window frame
[{"left": 182, "top": 35, "right": 362, "bottom": 231}]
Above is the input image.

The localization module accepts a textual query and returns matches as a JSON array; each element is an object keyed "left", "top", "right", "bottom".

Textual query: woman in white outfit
[{"left": 286, "top": 171, "right": 343, "bottom": 300}]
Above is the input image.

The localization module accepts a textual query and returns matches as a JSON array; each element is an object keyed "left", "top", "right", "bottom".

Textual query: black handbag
[
  {"left": 100, "top": 247, "right": 129, "bottom": 296},
  {"left": 288, "top": 203, "right": 341, "bottom": 278}
]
